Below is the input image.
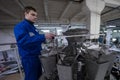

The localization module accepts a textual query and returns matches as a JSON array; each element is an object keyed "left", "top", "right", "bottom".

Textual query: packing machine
[{"left": 40, "top": 28, "right": 118, "bottom": 80}]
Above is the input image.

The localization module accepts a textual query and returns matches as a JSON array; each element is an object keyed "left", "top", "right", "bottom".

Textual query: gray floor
[
  {"left": 0, "top": 73, "right": 48, "bottom": 80},
  {"left": 0, "top": 73, "right": 21, "bottom": 80},
  {"left": 0, "top": 73, "right": 117, "bottom": 80}
]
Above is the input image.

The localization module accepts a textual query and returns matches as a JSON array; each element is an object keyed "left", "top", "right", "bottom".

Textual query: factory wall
[{"left": 0, "top": 28, "right": 16, "bottom": 51}]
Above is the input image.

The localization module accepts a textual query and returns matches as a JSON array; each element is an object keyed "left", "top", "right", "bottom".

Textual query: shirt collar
[{"left": 24, "top": 19, "right": 34, "bottom": 25}]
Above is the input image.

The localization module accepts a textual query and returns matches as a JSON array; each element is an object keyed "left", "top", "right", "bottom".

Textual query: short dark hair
[{"left": 24, "top": 6, "right": 36, "bottom": 13}]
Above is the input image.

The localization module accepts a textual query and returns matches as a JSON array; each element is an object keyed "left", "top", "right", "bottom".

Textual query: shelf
[{"left": 0, "top": 61, "right": 16, "bottom": 64}]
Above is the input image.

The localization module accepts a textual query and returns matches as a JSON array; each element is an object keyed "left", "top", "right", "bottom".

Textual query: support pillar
[{"left": 85, "top": 0, "right": 105, "bottom": 39}]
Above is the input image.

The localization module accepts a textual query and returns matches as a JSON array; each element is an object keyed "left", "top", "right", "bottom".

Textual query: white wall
[{"left": 0, "top": 28, "right": 16, "bottom": 51}]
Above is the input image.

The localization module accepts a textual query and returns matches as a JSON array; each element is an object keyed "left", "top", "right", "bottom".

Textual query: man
[{"left": 14, "top": 6, "right": 54, "bottom": 80}]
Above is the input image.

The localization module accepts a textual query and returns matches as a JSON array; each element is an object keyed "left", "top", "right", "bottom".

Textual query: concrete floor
[
  {"left": 0, "top": 73, "right": 21, "bottom": 80},
  {"left": 0, "top": 73, "right": 117, "bottom": 80},
  {"left": 0, "top": 73, "right": 46, "bottom": 80}
]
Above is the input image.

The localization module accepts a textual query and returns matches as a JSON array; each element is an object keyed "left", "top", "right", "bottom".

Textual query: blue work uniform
[{"left": 14, "top": 19, "right": 46, "bottom": 80}]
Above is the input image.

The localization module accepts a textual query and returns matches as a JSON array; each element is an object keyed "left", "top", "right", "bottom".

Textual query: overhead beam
[
  {"left": 0, "top": 20, "right": 20, "bottom": 26},
  {"left": 106, "top": 6, "right": 120, "bottom": 10},
  {"left": 73, "top": 0, "right": 84, "bottom": 3},
  {"left": 102, "top": 6, "right": 120, "bottom": 15},
  {"left": 15, "top": 0, "right": 25, "bottom": 10},
  {"left": 0, "top": 20, "right": 20, "bottom": 23},
  {"left": 59, "top": 1, "right": 73, "bottom": 20},
  {"left": 69, "top": 0, "right": 85, "bottom": 21},
  {"left": 79, "top": 16, "right": 87, "bottom": 22},
  {"left": 70, "top": 11, "right": 82, "bottom": 21},
  {"left": 102, "top": 11, "right": 120, "bottom": 22},
  {"left": 43, "top": 0, "right": 49, "bottom": 21},
  {"left": 104, "top": 0, "right": 120, "bottom": 7},
  {"left": 0, "top": 8, "right": 18, "bottom": 19}
]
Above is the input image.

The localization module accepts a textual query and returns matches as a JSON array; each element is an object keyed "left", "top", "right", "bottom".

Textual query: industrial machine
[
  {"left": 40, "top": 28, "right": 119, "bottom": 80},
  {"left": 106, "top": 27, "right": 120, "bottom": 80}
]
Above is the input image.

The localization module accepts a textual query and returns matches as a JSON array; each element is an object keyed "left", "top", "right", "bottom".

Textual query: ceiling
[{"left": 0, "top": 0, "right": 120, "bottom": 28}]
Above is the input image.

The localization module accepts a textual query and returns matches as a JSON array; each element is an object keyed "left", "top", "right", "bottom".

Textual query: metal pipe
[
  {"left": 0, "top": 43, "right": 16, "bottom": 45},
  {"left": 55, "top": 34, "right": 105, "bottom": 39}
]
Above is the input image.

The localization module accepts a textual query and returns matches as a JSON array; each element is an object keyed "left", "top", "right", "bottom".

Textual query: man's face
[{"left": 25, "top": 10, "right": 37, "bottom": 23}]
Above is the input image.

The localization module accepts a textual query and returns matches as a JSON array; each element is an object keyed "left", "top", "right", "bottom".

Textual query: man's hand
[{"left": 45, "top": 33, "right": 55, "bottom": 39}]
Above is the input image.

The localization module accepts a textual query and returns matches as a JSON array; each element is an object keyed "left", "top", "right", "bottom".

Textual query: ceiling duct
[{"left": 72, "top": 0, "right": 84, "bottom": 3}]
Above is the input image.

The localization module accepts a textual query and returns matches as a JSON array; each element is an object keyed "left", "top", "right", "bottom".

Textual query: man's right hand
[{"left": 45, "top": 33, "right": 55, "bottom": 39}]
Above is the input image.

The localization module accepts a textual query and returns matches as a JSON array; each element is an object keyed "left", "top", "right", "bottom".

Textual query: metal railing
[{"left": 0, "top": 43, "right": 23, "bottom": 80}]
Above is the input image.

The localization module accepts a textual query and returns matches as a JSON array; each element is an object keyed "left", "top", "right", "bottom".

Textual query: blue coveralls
[{"left": 14, "top": 19, "right": 46, "bottom": 80}]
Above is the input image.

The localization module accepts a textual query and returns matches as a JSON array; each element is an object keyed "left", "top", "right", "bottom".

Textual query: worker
[{"left": 14, "top": 6, "right": 54, "bottom": 80}]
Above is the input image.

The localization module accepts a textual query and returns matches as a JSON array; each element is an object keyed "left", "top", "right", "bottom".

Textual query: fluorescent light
[
  {"left": 41, "top": 30, "right": 50, "bottom": 33},
  {"left": 113, "top": 30, "right": 117, "bottom": 32},
  {"left": 34, "top": 24, "right": 38, "bottom": 27},
  {"left": 109, "top": 25, "right": 116, "bottom": 27}
]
